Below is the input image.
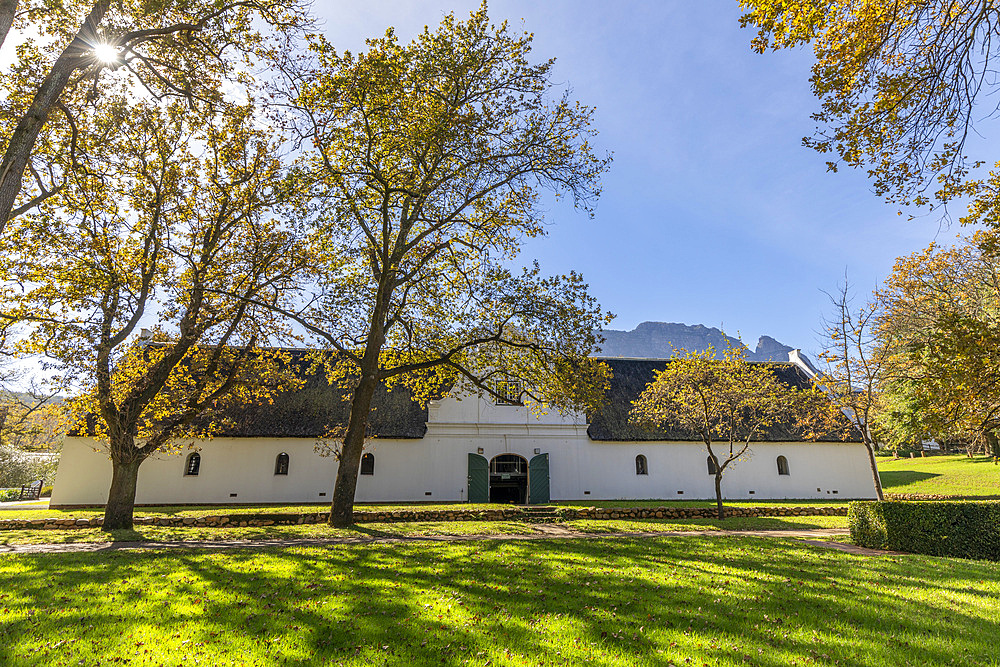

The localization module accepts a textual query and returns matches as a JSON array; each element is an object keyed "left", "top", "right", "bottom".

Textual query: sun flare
[{"left": 93, "top": 43, "right": 119, "bottom": 63}]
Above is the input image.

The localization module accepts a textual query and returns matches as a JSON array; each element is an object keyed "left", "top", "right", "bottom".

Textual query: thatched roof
[
  {"left": 212, "top": 350, "right": 428, "bottom": 438},
  {"left": 75, "top": 348, "right": 429, "bottom": 439},
  {"left": 586, "top": 358, "right": 859, "bottom": 442}
]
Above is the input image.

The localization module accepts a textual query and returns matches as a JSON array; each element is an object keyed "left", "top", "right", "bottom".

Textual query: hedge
[{"left": 849, "top": 501, "right": 1000, "bottom": 561}]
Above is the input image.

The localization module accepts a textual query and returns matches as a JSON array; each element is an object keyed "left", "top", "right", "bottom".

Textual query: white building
[{"left": 50, "top": 354, "right": 878, "bottom": 507}]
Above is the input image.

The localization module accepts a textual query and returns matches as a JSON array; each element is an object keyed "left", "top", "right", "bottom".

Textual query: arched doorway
[{"left": 489, "top": 454, "right": 528, "bottom": 504}]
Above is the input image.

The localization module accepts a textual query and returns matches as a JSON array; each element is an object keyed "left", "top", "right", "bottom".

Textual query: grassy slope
[
  {"left": 0, "top": 515, "right": 848, "bottom": 546},
  {"left": 1, "top": 537, "right": 997, "bottom": 666},
  {"left": 878, "top": 455, "right": 1000, "bottom": 497}
]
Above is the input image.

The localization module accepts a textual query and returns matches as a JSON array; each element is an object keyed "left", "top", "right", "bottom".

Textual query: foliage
[
  {"left": 0, "top": 92, "right": 306, "bottom": 529},
  {"left": 875, "top": 232, "right": 1000, "bottom": 453},
  {"left": 850, "top": 500, "right": 1000, "bottom": 560},
  {"left": 0, "top": 0, "right": 310, "bottom": 230},
  {"left": 1, "top": 538, "right": 999, "bottom": 665},
  {"left": 739, "top": 0, "right": 1000, "bottom": 220},
  {"left": 0, "top": 444, "right": 57, "bottom": 487},
  {"left": 278, "top": 5, "right": 612, "bottom": 525},
  {"left": 630, "top": 345, "right": 839, "bottom": 518}
]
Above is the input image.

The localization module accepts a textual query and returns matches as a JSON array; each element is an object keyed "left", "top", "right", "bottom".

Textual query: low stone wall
[
  {"left": 883, "top": 492, "right": 963, "bottom": 501},
  {"left": 0, "top": 504, "right": 848, "bottom": 531},
  {"left": 557, "top": 506, "right": 847, "bottom": 520}
]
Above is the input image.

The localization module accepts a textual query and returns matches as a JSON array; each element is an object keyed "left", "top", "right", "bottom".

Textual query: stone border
[{"left": 0, "top": 505, "right": 847, "bottom": 531}]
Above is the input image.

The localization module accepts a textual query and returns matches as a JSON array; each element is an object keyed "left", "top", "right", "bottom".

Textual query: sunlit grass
[
  {"left": 0, "top": 515, "right": 847, "bottom": 546},
  {"left": 3, "top": 499, "right": 847, "bottom": 522},
  {"left": 879, "top": 455, "right": 1000, "bottom": 497},
  {"left": 0, "top": 537, "right": 997, "bottom": 665}
]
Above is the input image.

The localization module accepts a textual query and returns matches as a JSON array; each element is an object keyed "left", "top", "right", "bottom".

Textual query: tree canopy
[
  {"left": 0, "top": 92, "right": 306, "bottom": 529},
  {"left": 875, "top": 232, "right": 1000, "bottom": 458},
  {"left": 739, "top": 0, "right": 1000, "bottom": 221},
  {"left": 277, "top": 5, "right": 613, "bottom": 526},
  {"left": 630, "top": 346, "right": 836, "bottom": 518},
  {"left": 0, "top": 0, "right": 310, "bottom": 232}
]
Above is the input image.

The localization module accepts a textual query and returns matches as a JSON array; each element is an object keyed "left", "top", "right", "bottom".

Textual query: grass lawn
[
  {"left": 0, "top": 515, "right": 847, "bottom": 546},
  {"left": 0, "top": 499, "right": 847, "bottom": 522},
  {"left": 878, "top": 455, "right": 1000, "bottom": 497},
  {"left": 1, "top": 537, "right": 997, "bottom": 666}
]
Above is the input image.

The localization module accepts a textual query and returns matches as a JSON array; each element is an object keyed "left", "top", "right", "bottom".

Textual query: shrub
[
  {"left": 0, "top": 488, "right": 19, "bottom": 502},
  {"left": 849, "top": 501, "right": 1000, "bottom": 561},
  {"left": 40, "top": 486, "right": 53, "bottom": 498}
]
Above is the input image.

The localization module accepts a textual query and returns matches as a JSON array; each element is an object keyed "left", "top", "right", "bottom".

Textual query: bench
[{"left": 18, "top": 480, "right": 43, "bottom": 501}]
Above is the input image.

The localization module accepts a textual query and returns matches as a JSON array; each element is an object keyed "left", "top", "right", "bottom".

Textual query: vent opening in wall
[
  {"left": 425, "top": 492, "right": 432, "bottom": 496},
  {"left": 318, "top": 492, "right": 326, "bottom": 497},
  {"left": 817, "top": 488, "right": 822, "bottom": 492},
  {"left": 748, "top": 490, "right": 755, "bottom": 494},
  {"left": 677, "top": 490, "right": 684, "bottom": 495},
  {"left": 229, "top": 493, "right": 237, "bottom": 498},
  {"left": 584, "top": 491, "right": 591, "bottom": 495},
  {"left": 832, "top": 490, "right": 839, "bottom": 494}
]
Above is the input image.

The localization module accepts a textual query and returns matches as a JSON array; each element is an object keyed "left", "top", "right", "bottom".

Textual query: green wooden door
[
  {"left": 467, "top": 453, "right": 489, "bottom": 503},
  {"left": 528, "top": 453, "right": 550, "bottom": 504}
]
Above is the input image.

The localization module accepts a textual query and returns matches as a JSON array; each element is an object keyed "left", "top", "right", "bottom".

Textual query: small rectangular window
[{"left": 495, "top": 380, "right": 522, "bottom": 405}]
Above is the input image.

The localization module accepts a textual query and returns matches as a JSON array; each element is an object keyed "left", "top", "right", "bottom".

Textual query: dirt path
[{"left": 0, "top": 526, "right": 898, "bottom": 557}]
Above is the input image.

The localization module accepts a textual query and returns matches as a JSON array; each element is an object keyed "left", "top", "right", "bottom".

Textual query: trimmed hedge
[{"left": 849, "top": 501, "right": 1000, "bottom": 561}]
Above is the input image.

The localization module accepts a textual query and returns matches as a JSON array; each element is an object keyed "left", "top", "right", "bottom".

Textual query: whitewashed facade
[{"left": 50, "top": 355, "right": 878, "bottom": 506}]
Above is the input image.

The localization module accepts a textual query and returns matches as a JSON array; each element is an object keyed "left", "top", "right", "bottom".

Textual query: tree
[
  {"left": 274, "top": 6, "right": 612, "bottom": 527},
  {"left": 630, "top": 346, "right": 836, "bottom": 519},
  {"left": 0, "top": 95, "right": 306, "bottom": 529},
  {"left": 739, "top": 0, "right": 1000, "bottom": 222},
  {"left": 0, "top": 0, "right": 310, "bottom": 232},
  {"left": 816, "top": 280, "right": 888, "bottom": 499},
  {"left": 875, "top": 232, "right": 1000, "bottom": 463}
]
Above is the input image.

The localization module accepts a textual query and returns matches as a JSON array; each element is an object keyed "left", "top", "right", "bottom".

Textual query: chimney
[{"left": 788, "top": 349, "right": 820, "bottom": 378}]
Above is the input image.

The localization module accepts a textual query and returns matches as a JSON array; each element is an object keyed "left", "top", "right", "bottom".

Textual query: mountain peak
[{"left": 597, "top": 322, "right": 794, "bottom": 362}]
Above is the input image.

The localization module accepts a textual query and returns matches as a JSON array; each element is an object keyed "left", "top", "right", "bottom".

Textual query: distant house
[{"left": 50, "top": 352, "right": 878, "bottom": 507}]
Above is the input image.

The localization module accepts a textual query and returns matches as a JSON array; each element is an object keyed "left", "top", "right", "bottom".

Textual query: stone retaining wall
[
  {"left": 883, "top": 492, "right": 962, "bottom": 501},
  {"left": 0, "top": 505, "right": 848, "bottom": 531}
]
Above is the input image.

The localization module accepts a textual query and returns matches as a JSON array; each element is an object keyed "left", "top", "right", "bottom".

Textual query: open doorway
[{"left": 489, "top": 454, "right": 528, "bottom": 504}]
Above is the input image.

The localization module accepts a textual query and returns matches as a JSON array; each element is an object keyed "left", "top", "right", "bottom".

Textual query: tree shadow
[
  {"left": 879, "top": 470, "right": 939, "bottom": 488},
  {"left": 1, "top": 536, "right": 999, "bottom": 666}
]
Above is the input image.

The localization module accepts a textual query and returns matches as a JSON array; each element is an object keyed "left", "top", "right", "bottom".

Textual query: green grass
[
  {"left": 1, "top": 537, "right": 997, "bottom": 666},
  {"left": 1, "top": 499, "right": 847, "bottom": 522},
  {"left": 565, "top": 515, "right": 848, "bottom": 534},
  {"left": 878, "top": 455, "right": 1000, "bottom": 497},
  {"left": 0, "top": 515, "right": 847, "bottom": 546},
  {"left": 0, "top": 521, "right": 538, "bottom": 546}
]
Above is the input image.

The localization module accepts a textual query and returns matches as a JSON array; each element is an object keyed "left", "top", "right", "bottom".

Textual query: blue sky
[{"left": 319, "top": 2, "right": 952, "bottom": 356}]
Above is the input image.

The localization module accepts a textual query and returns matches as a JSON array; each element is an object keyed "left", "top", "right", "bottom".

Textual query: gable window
[
  {"left": 360, "top": 453, "right": 375, "bottom": 476},
  {"left": 184, "top": 453, "right": 201, "bottom": 476},
  {"left": 275, "top": 452, "right": 289, "bottom": 476},
  {"left": 495, "top": 380, "right": 522, "bottom": 405},
  {"left": 777, "top": 455, "right": 790, "bottom": 476},
  {"left": 635, "top": 454, "right": 648, "bottom": 475},
  {"left": 707, "top": 456, "right": 718, "bottom": 475}
]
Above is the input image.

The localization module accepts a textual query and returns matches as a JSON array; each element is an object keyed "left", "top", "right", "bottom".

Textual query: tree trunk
[
  {"left": 0, "top": 0, "right": 109, "bottom": 232},
  {"left": 0, "top": 0, "right": 17, "bottom": 53},
  {"left": 863, "top": 442, "right": 885, "bottom": 501},
  {"left": 714, "top": 473, "right": 725, "bottom": 520},
  {"left": 329, "top": 371, "right": 380, "bottom": 527},
  {"left": 103, "top": 458, "right": 142, "bottom": 531}
]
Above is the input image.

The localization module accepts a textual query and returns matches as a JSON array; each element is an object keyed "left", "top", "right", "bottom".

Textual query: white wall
[{"left": 50, "top": 395, "right": 878, "bottom": 506}]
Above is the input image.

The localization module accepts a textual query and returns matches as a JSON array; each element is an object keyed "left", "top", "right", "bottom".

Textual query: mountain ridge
[{"left": 596, "top": 321, "right": 796, "bottom": 362}]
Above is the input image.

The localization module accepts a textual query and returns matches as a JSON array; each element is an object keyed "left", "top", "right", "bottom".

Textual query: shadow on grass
[
  {"left": 879, "top": 470, "right": 940, "bottom": 488},
  {"left": 1, "top": 536, "right": 999, "bottom": 666}
]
